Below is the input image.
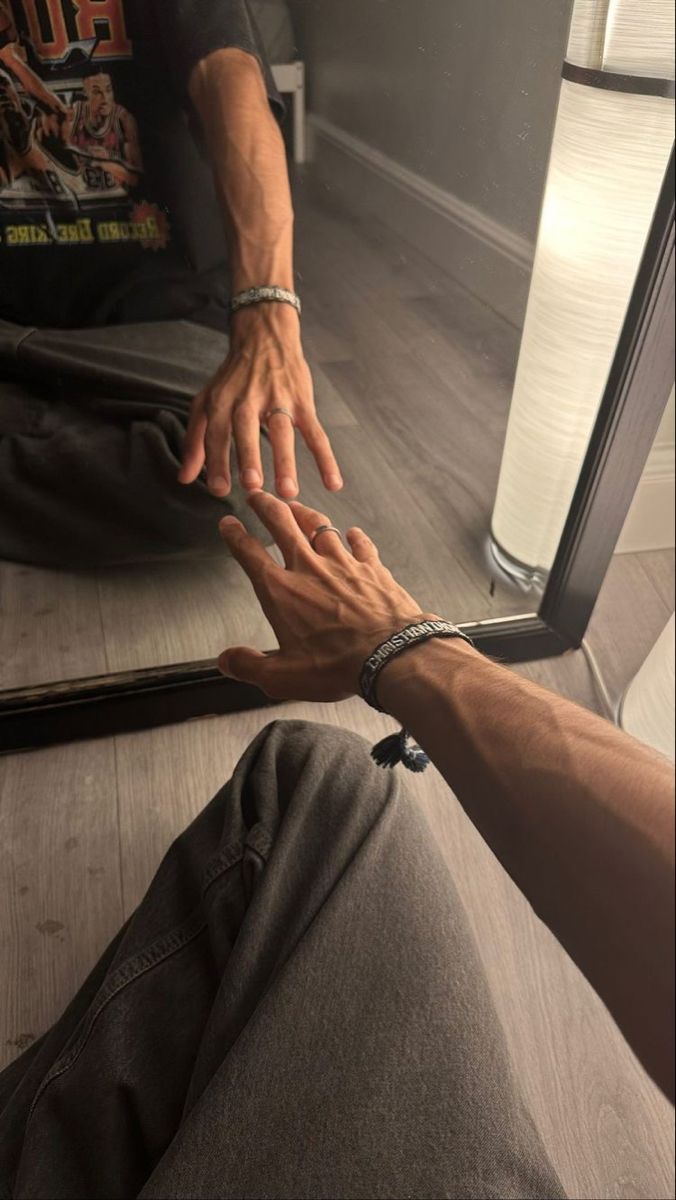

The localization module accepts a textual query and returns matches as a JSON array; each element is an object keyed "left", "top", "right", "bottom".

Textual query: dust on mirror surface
[{"left": 0, "top": 0, "right": 575, "bottom": 693}]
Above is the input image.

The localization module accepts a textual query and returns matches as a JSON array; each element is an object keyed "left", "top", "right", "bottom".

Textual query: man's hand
[
  {"left": 178, "top": 306, "right": 342, "bottom": 500},
  {"left": 217, "top": 491, "right": 432, "bottom": 700},
  {"left": 184, "top": 48, "right": 342, "bottom": 502}
]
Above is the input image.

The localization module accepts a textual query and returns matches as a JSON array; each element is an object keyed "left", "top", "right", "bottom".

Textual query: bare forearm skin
[
  {"left": 379, "top": 639, "right": 675, "bottom": 1100},
  {"left": 189, "top": 47, "right": 294, "bottom": 294}
]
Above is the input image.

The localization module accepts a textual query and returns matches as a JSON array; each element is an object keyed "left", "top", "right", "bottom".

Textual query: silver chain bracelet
[{"left": 230, "top": 286, "right": 302, "bottom": 317}]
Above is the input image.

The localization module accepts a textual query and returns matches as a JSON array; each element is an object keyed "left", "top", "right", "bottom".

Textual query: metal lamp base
[{"left": 488, "top": 533, "right": 549, "bottom": 594}]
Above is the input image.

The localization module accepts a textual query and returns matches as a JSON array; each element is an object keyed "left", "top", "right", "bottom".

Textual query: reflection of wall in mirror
[
  {"left": 289, "top": 0, "right": 573, "bottom": 324},
  {"left": 617, "top": 387, "right": 675, "bottom": 553},
  {"left": 620, "top": 613, "right": 675, "bottom": 762}
]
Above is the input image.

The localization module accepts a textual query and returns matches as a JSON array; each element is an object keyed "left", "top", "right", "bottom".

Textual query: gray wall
[{"left": 289, "top": 0, "right": 572, "bottom": 242}]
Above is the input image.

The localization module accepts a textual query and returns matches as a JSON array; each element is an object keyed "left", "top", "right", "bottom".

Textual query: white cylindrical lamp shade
[
  {"left": 620, "top": 613, "right": 675, "bottom": 761},
  {"left": 491, "top": 0, "right": 674, "bottom": 577}
]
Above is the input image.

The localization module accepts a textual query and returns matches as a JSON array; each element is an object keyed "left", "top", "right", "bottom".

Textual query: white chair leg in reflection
[{"left": 272, "top": 62, "right": 306, "bottom": 165}]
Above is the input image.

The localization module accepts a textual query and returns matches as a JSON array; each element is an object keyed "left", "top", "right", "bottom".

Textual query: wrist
[
  {"left": 231, "top": 230, "right": 295, "bottom": 297},
  {"left": 231, "top": 263, "right": 295, "bottom": 296},
  {"left": 377, "top": 634, "right": 477, "bottom": 716},
  {"left": 230, "top": 299, "right": 301, "bottom": 341}
]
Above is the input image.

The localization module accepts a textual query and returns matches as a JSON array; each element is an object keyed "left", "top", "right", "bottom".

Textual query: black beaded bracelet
[{"left": 360, "top": 620, "right": 474, "bottom": 773}]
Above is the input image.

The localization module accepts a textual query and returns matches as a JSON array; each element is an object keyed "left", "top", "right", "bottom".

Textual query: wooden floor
[
  {"left": 1, "top": 178, "right": 528, "bottom": 692},
  {"left": 0, "top": 181, "right": 674, "bottom": 1198}
]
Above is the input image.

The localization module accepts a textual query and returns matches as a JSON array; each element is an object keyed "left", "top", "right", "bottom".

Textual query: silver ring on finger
[
  {"left": 310, "top": 524, "right": 343, "bottom": 552},
  {"left": 262, "top": 406, "right": 295, "bottom": 430}
]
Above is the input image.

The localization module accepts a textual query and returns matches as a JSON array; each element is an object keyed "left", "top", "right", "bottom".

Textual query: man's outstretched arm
[
  {"left": 216, "top": 491, "right": 675, "bottom": 1103},
  {"left": 379, "top": 635, "right": 675, "bottom": 1103},
  {"left": 179, "top": 48, "right": 342, "bottom": 502}
]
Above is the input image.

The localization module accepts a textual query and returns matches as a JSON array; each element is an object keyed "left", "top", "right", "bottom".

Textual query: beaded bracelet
[{"left": 359, "top": 619, "right": 474, "bottom": 773}]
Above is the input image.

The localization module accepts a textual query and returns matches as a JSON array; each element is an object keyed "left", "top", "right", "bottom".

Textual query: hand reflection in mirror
[{"left": 178, "top": 49, "right": 343, "bottom": 501}]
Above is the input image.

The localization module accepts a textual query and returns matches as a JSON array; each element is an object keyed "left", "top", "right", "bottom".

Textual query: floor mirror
[{"left": 1, "top": 0, "right": 674, "bottom": 752}]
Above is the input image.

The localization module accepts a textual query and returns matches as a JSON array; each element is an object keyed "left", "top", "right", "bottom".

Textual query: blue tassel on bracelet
[{"left": 371, "top": 727, "right": 430, "bottom": 773}]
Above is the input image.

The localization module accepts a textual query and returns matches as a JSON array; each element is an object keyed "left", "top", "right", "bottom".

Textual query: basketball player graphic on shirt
[
  {"left": 61, "top": 70, "right": 142, "bottom": 193},
  {"left": 0, "top": 0, "right": 69, "bottom": 190},
  {"left": 2, "top": 0, "right": 141, "bottom": 203}
]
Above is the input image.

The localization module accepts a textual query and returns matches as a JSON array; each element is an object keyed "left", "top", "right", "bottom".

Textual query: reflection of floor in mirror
[
  {"left": 2, "top": 174, "right": 533, "bottom": 690},
  {"left": 1, "top": 548, "right": 674, "bottom": 1199}
]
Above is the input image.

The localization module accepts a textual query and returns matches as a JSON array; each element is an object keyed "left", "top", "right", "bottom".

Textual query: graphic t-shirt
[{"left": 0, "top": 0, "right": 280, "bottom": 329}]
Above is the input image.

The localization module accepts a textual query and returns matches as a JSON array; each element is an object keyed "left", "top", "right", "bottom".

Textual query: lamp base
[{"left": 488, "top": 533, "right": 549, "bottom": 594}]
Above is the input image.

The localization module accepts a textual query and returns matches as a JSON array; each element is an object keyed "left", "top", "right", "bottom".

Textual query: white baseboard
[
  {"left": 306, "top": 113, "right": 534, "bottom": 327},
  {"left": 616, "top": 444, "right": 675, "bottom": 553}
]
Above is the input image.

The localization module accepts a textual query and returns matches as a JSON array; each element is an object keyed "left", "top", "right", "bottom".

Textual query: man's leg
[
  {"left": 0, "top": 720, "right": 564, "bottom": 1199},
  {"left": 0, "top": 319, "right": 266, "bottom": 566}
]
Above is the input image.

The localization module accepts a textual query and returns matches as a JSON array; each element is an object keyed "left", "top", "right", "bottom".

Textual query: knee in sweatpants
[
  {"left": 245, "top": 717, "right": 403, "bottom": 826},
  {"left": 256, "top": 717, "right": 370, "bottom": 760},
  {"left": 250, "top": 718, "right": 374, "bottom": 784}
]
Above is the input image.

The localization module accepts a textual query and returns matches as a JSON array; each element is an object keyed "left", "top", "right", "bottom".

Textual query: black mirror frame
[{"left": 2, "top": 149, "right": 674, "bottom": 754}]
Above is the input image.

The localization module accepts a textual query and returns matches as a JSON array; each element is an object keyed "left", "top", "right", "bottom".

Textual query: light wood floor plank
[
  {"left": 96, "top": 555, "right": 275, "bottom": 674},
  {"left": 0, "top": 738, "right": 123, "bottom": 1071},
  {"left": 585, "top": 551, "right": 673, "bottom": 709},
  {"left": 636, "top": 548, "right": 675, "bottom": 613},
  {"left": 322, "top": 356, "right": 526, "bottom": 618},
  {"left": 0, "top": 560, "right": 108, "bottom": 690}
]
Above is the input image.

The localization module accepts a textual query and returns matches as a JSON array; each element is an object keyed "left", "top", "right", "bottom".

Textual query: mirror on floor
[{"left": 1, "top": 0, "right": 674, "bottom": 699}]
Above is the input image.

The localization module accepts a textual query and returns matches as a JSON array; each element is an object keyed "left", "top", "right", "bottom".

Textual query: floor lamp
[{"left": 490, "top": 0, "right": 675, "bottom": 586}]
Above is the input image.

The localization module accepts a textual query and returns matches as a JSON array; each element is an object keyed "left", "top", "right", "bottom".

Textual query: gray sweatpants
[
  {"left": 0, "top": 720, "right": 565, "bottom": 1198},
  {"left": 0, "top": 318, "right": 266, "bottom": 567}
]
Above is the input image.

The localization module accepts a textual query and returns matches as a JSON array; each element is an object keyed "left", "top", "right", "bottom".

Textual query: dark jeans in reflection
[
  {"left": 0, "top": 318, "right": 263, "bottom": 567},
  {"left": 0, "top": 720, "right": 565, "bottom": 1199}
]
